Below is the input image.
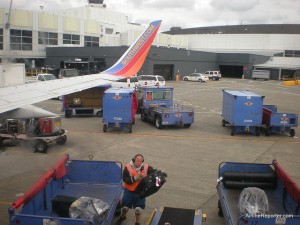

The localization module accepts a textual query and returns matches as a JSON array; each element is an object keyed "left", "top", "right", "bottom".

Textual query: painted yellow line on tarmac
[
  {"left": 0, "top": 201, "right": 12, "bottom": 205},
  {"left": 67, "top": 130, "right": 300, "bottom": 144}
]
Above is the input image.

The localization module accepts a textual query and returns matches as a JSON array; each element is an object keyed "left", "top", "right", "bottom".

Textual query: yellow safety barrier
[{"left": 282, "top": 80, "right": 300, "bottom": 86}]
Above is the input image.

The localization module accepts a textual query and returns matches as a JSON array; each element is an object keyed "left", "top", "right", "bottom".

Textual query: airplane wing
[
  {"left": 0, "top": 105, "right": 58, "bottom": 119},
  {"left": 0, "top": 20, "right": 162, "bottom": 115}
]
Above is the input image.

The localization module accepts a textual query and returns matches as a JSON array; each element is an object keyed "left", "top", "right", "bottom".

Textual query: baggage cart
[
  {"left": 62, "top": 85, "right": 109, "bottom": 118},
  {"left": 222, "top": 90, "right": 264, "bottom": 136},
  {"left": 262, "top": 105, "right": 298, "bottom": 137},
  {"left": 137, "top": 86, "right": 194, "bottom": 129},
  {"left": 8, "top": 155, "right": 123, "bottom": 225},
  {"left": 217, "top": 161, "right": 300, "bottom": 225},
  {"left": 102, "top": 87, "right": 138, "bottom": 133},
  {"left": 0, "top": 117, "right": 67, "bottom": 153}
]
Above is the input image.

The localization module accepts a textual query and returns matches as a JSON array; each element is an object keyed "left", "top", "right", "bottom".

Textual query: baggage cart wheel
[
  {"left": 128, "top": 124, "right": 132, "bottom": 133},
  {"left": 289, "top": 129, "right": 295, "bottom": 137},
  {"left": 155, "top": 116, "right": 163, "bottom": 129},
  {"left": 230, "top": 128, "right": 235, "bottom": 136},
  {"left": 34, "top": 140, "right": 48, "bottom": 153},
  {"left": 184, "top": 124, "right": 191, "bottom": 128},
  {"left": 65, "top": 110, "right": 72, "bottom": 118},
  {"left": 218, "top": 200, "right": 224, "bottom": 217},
  {"left": 255, "top": 127, "right": 260, "bottom": 136},
  {"left": 265, "top": 127, "right": 271, "bottom": 136},
  {"left": 141, "top": 112, "right": 147, "bottom": 122},
  {"left": 103, "top": 124, "right": 108, "bottom": 133},
  {"left": 56, "top": 135, "right": 67, "bottom": 145},
  {"left": 96, "top": 110, "right": 103, "bottom": 117},
  {"left": 222, "top": 119, "right": 226, "bottom": 127}
]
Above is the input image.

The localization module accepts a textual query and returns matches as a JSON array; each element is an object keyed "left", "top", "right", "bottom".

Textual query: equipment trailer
[
  {"left": 262, "top": 105, "right": 298, "bottom": 137},
  {"left": 8, "top": 155, "right": 123, "bottom": 225},
  {"left": 137, "top": 86, "right": 194, "bottom": 129},
  {"left": 217, "top": 161, "right": 300, "bottom": 225}
]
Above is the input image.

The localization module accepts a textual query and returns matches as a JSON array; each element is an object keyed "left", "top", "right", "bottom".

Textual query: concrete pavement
[{"left": 1, "top": 79, "right": 299, "bottom": 225}]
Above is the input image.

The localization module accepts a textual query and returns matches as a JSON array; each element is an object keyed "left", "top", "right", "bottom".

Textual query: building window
[
  {"left": 0, "top": 29, "right": 3, "bottom": 50},
  {"left": 63, "top": 34, "right": 80, "bottom": 45},
  {"left": 285, "top": 50, "right": 300, "bottom": 58},
  {"left": 38, "top": 31, "right": 58, "bottom": 45},
  {"left": 105, "top": 28, "right": 113, "bottom": 34},
  {"left": 84, "top": 36, "right": 99, "bottom": 47},
  {"left": 10, "top": 29, "right": 32, "bottom": 50}
]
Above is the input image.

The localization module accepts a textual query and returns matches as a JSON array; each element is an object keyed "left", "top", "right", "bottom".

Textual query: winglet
[{"left": 102, "top": 20, "right": 162, "bottom": 77}]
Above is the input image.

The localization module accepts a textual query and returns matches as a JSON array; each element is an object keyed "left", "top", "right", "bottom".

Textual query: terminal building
[{"left": 0, "top": 1, "right": 300, "bottom": 80}]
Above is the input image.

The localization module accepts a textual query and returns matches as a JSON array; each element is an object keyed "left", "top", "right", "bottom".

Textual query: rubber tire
[
  {"left": 265, "top": 127, "right": 271, "bottom": 136},
  {"left": 0, "top": 138, "right": 3, "bottom": 147},
  {"left": 222, "top": 119, "right": 226, "bottom": 127},
  {"left": 290, "top": 129, "right": 295, "bottom": 137},
  {"left": 128, "top": 124, "right": 132, "bottom": 133},
  {"left": 56, "top": 135, "right": 67, "bottom": 145},
  {"left": 96, "top": 110, "right": 103, "bottom": 117},
  {"left": 34, "top": 140, "right": 48, "bottom": 153},
  {"left": 218, "top": 200, "right": 224, "bottom": 217},
  {"left": 184, "top": 124, "right": 191, "bottom": 128},
  {"left": 230, "top": 128, "right": 235, "bottom": 136},
  {"left": 155, "top": 116, "right": 163, "bottom": 129},
  {"left": 183, "top": 78, "right": 188, "bottom": 81},
  {"left": 255, "top": 127, "right": 260, "bottom": 136},
  {"left": 141, "top": 112, "right": 147, "bottom": 122},
  {"left": 65, "top": 111, "right": 72, "bottom": 118},
  {"left": 103, "top": 124, "right": 108, "bottom": 133},
  {"left": 198, "top": 79, "right": 202, "bottom": 82}
]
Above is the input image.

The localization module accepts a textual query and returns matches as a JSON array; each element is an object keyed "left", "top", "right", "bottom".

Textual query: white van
[
  {"left": 137, "top": 75, "right": 157, "bottom": 86},
  {"left": 137, "top": 75, "right": 166, "bottom": 86},
  {"left": 252, "top": 70, "right": 270, "bottom": 80},
  {"left": 204, "top": 71, "right": 222, "bottom": 80},
  {"left": 111, "top": 76, "right": 138, "bottom": 88}
]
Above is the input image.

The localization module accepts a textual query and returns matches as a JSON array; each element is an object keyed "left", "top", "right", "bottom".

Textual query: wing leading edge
[{"left": 0, "top": 20, "right": 162, "bottom": 114}]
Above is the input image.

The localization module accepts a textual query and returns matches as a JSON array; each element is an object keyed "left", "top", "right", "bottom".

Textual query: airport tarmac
[{"left": 1, "top": 78, "right": 299, "bottom": 225}]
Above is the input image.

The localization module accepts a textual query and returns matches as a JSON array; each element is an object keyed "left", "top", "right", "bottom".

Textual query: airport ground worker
[{"left": 119, "top": 154, "right": 156, "bottom": 225}]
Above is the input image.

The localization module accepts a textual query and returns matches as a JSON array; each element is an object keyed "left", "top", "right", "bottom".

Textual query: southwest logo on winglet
[
  {"left": 103, "top": 20, "right": 162, "bottom": 77},
  {"left": 121, "top": 24, "right": 156, "bottom": 66}
]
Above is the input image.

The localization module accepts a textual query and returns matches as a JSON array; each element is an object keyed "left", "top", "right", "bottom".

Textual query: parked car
[
  {"left": 111, "top": 76, "right": 138, "bottom": 88},
  {"left": 182, "top": 73, "right": 209, "bottom": 82},
  {"left": 153, "top": 75, "right": 166, "bottom": 86},
  {"left": 37, "top": 73, "right": 57, "bottom": 81},
  {"left": 137, "top": 75, "right": 166, "bottom": 87},
  {"left": 25, "top": 73, "right": 57, "bottom": 83},
  {"left": 204, "top": 71, "right": 222, "bottom": 80},
  {"left": 137, "top": 75, "right": 157, "bottom": 86}
]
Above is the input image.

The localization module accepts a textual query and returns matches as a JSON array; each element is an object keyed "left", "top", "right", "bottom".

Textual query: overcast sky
[{"left": 1, "top": 0, "right": 300, "bottom": 31}]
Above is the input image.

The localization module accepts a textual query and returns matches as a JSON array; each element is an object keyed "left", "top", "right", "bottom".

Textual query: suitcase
[
  {"left": 52, "top": 195, "right": 77, "bottom": 217},
  {"left": 135, "top": 170, "right": 167, "bottom": 198}
]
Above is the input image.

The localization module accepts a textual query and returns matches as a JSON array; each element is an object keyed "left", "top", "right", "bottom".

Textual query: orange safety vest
[{"left": 124, "top": 163, "right": 148, "bottom": 192}]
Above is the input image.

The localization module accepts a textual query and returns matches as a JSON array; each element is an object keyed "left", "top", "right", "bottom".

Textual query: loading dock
[{"left": 219, "top": 65, "right": 243, "bottom": 78}]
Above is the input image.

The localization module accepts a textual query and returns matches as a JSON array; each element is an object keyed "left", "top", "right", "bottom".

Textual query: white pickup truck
[
  {"left": 26, "top": 73, "right": 57, "bottom": 83},
  {"left": 36, "top": 73, "right": 57, "bottom": 81}
]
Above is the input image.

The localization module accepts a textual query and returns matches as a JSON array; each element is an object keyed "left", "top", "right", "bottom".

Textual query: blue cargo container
[
  {"left": 222, "top": 90, "right": 264, "bottom": 136},
  {"left": 102, "top": 88, "right": 137, "bottom": 133}
]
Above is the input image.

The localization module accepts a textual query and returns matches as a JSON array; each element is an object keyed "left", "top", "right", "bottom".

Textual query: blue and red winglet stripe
[{"left": 102, "top": 20, "right": 162, "bottom": 78}]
